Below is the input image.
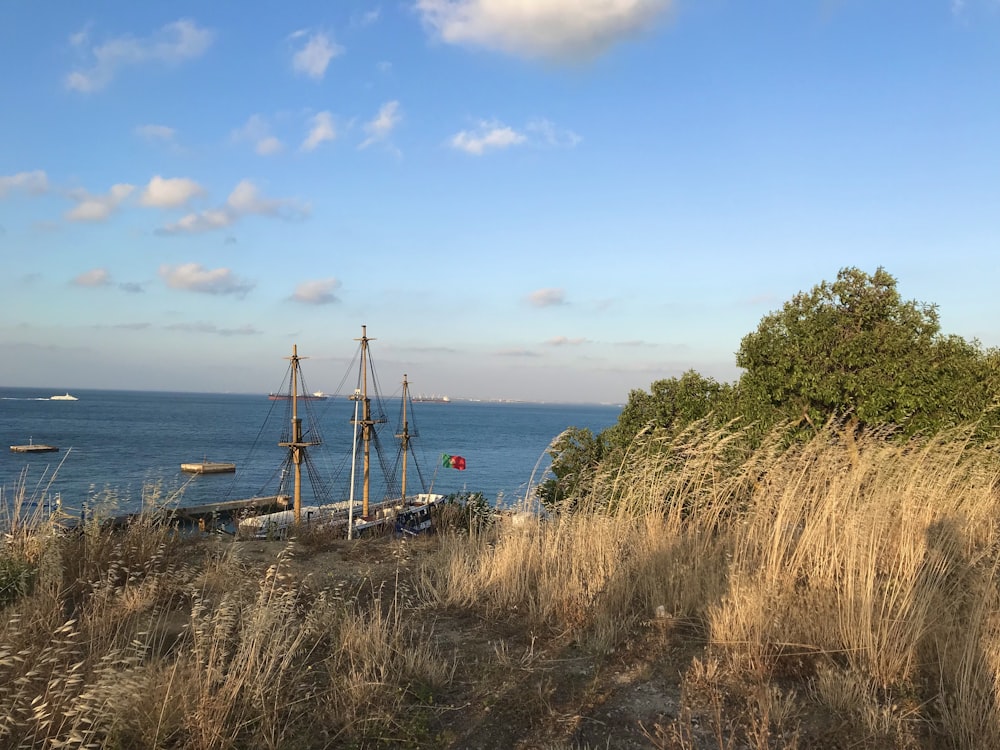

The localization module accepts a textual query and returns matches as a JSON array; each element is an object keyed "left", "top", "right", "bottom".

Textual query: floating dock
[
  {"left": 10, "top": 443, "right": 59, "bottom": 453},
  {"left": 181, "top": 461, "right": 236, "bottom": 474}
]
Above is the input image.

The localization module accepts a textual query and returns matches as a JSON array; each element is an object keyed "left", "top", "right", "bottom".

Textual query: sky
[{"left": 2, "top": 1, "right": 999, "bottom": 404}]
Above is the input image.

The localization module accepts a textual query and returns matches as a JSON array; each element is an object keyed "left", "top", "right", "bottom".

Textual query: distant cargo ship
[
  {"left": 268, "top": 391, "right": 329, "bottom": 401},
  {"left": 412, "top": 394, "right": 450, "bottom": 403}
]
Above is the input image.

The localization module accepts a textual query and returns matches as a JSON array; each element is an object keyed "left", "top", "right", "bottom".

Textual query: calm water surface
[{"left": 1, "top": 388, "right": 621, "bottom": 515}]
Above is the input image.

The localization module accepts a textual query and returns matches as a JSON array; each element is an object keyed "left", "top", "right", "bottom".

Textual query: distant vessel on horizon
[
  {"left": 412, "top": 394, "right": 450, "bottom": 403},
  {"left": 50, "top": 393, "right": 78, "bottom": 401},
  {"left": 268, "top": 391, "right": 329, "bottom": 401}
]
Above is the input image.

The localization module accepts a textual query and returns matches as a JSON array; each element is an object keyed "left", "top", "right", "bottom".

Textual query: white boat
[
  {"left": 238, "top": 328, "right": 444, "bottom": 540},
  {"left": 50, "top": 393, "right": 78, "bottom": 401}
]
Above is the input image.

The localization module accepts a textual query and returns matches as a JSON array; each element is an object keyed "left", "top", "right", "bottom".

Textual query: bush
[{"left": 0, "top": 554, "right": 34, "bottom": 607}]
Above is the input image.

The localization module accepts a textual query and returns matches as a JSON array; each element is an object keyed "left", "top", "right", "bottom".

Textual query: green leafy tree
[
  {"left": 536, "top": 427, "right": 608, "bottom": 509},
  {"left": 539, "top": 374, "right": 737, "bottom": 511},
  {"left": 736, "top": 267, "right": 998, "bottom": 435},
  {"left": 540, "top": 267, "right": 1000, "bottom": 514},
  {"left": 607, "top": 370, "right": 735, "bottom": 446}
]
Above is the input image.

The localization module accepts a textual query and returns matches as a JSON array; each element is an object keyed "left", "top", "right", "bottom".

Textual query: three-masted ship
[{"left": 238, "top": 326, "right": 443, "bottom": 539}]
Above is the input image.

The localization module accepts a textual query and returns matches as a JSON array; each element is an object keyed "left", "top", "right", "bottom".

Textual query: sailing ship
[{"left": 238, "top": 327, "right": 443, "bottom": 539}]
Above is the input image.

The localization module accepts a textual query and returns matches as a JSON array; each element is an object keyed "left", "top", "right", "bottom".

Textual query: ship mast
[
  {"left": 278, "top": 344, "right": 320, "bottom": 525},
  {"left": 396, "top": 374, "right": 411, "bottom": 501},
  {"left": 352, "top": 326, "right": 378, "bottom": 519}
]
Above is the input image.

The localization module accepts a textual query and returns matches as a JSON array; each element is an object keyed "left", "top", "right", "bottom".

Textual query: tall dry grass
[
  {"left": 419, "top": 421, "right": 1000, "bottom": 748},
  {"left": 0, "top": 485, "right": 454, "bottom": 749},
  {"left": 5, "top": 419, "right": 1000, "bottom": 747}
]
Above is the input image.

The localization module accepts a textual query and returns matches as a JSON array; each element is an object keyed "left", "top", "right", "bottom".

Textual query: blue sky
[{"left": 2, "top": 1, "right": 999, "bottom": 403}]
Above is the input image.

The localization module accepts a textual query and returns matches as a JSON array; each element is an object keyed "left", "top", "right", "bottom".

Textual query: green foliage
[
  {"left": 436, "top": 491, "right": 495, "bottom": 532},
  {"left": 736, "top": 267, "right": 998, "bottom": 436},
  {"left": 607, "top": 370, "right": 736, "bottom": 445},
  {"left": 536, "top": 427, "right": 609, "bottom": 510},
  {"left": 0, "top": 554, "right": 35, "bottom": 607},
  {"left": 542, "top": 267, "right": 1000, "bottom": 515}
]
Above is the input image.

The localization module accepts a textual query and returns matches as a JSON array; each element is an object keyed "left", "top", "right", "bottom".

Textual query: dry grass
[
  {"left": 3, "top": 421, "right": 1000, "bottom": 747},
  {"left": 0, "top": 487, "right": 455, "bottom": 749},
  {"left": 420, "top": 421, "right": 1000, "bottom": 748}
]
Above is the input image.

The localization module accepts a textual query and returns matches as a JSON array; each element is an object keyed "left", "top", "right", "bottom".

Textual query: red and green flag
[{"left": 441, "top": 453, "right": 466, "bottom": 470}]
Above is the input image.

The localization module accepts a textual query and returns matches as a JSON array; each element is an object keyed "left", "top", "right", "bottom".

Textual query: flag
[{"left": 441, "top": 453, "right": 466, "bottom": 470}]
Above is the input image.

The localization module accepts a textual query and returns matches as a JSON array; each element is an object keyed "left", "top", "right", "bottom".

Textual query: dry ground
[{"left": 230, "top": 532, "right": 881, "bottom": 750}]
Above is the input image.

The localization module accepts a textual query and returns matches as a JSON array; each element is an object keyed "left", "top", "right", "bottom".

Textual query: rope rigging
[{"left": 215, "top": 331, "right": 435, "bottom": 512}]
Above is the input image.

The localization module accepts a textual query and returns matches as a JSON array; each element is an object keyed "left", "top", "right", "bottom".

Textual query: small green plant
[
  {"left": 433, "top": 491, "right": 495, "bottom": 533},
  {"left": 0, "top": 554, "right": 34, "bottom": 607}
]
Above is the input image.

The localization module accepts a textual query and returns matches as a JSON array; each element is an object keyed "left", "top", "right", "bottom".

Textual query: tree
[
  {"left": 736, "top": 267, "right": 998, "bottom": 435},
  {"left": 536, "top": 427, "right": 608, "bottom": 510},
  {"left": 607, "top": 370, "right": 734, "bottom": 446},
  {"left": 540, "top": 267, "right": 1000, "bottom": 515}
]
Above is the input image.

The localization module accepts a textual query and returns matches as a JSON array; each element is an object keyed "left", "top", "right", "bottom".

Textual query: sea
[{"left": 0, "top": 387, "right": 622, "bottom": 517}]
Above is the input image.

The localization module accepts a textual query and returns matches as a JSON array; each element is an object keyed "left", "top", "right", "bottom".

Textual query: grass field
[{"left": 2, "top": 422, "right": 999, "bottom": 748}]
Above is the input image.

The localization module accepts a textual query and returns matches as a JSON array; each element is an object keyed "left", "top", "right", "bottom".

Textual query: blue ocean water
[{"left": 0, "top": 387, "right": 621, "bottom": 515}]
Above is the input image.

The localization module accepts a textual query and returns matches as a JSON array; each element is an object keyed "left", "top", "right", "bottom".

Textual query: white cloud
[
  {"left": 165, "top": 321, "right": 260, "bottom": 336},
  {"left": 158, "top": 263, "right": 254, "bottom": 297},
  {"left": 69, "top": 23, "right": 92, "bottom": 48},
  {"left": 160, "top": 210, "right": 231, "bottom": 234},
  {"left": 450, "top": 120, "right": 526, "bottom": 155},
  {"left": 546, "top": 335, "right": 588, "bottom": 346},
  {"left": 290, "top": 30, "right": 343, "bottom": 80},
  {"left": 135, "top": 124, "right": 177, "bottom": 142},
  {"left": 416, "top": 0, "right": 671, "bottom": 62},
  {"left": 139, "top": 176, "right": 205, "bottom": 208},
  {"left": 65, "top": 183, "right": 134, "bottom": 222},
  {"left": 526, "top": 118, "right": 582, "bottom": 148},
  {"left": 256, "top": 136, "right": 284, "bottom": 156},
  {"left": 449, "top": 118, "right": 581, "bottom": 155},
  {"left": 353, "top": 9, "right": 382, "bottom": 27},
  {"left": 292, "top": 278, "right": 342, "bottom": 305},
  {"left": 66, "top": 18, "right": 213, "bottom": 93},
  {"left": 0, "top": 170, "right": 48, "bottom": 197},
  {"left": 72, "top": 268, "right": 111, "bottom": 287},
  {"left": 158, "top": 179, "right": 308, "bottom": 235},
  {"left": 302, "top": 111, "right": 337, "bottom": 151},
  {"left": 231, "top": 114, "right": 285, "bottom": 156},
  {"left": 226, "top": 180, "right": 282, "bottom": 214},
  {"left": 949, "top": 0, "right": 1000, "bottom": 16},
  {"left": 527, "top": 287, "right": 566, "bottom": 307},
  {"left": 359, "top": 100, "right": 401, "bottom": 149}
]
